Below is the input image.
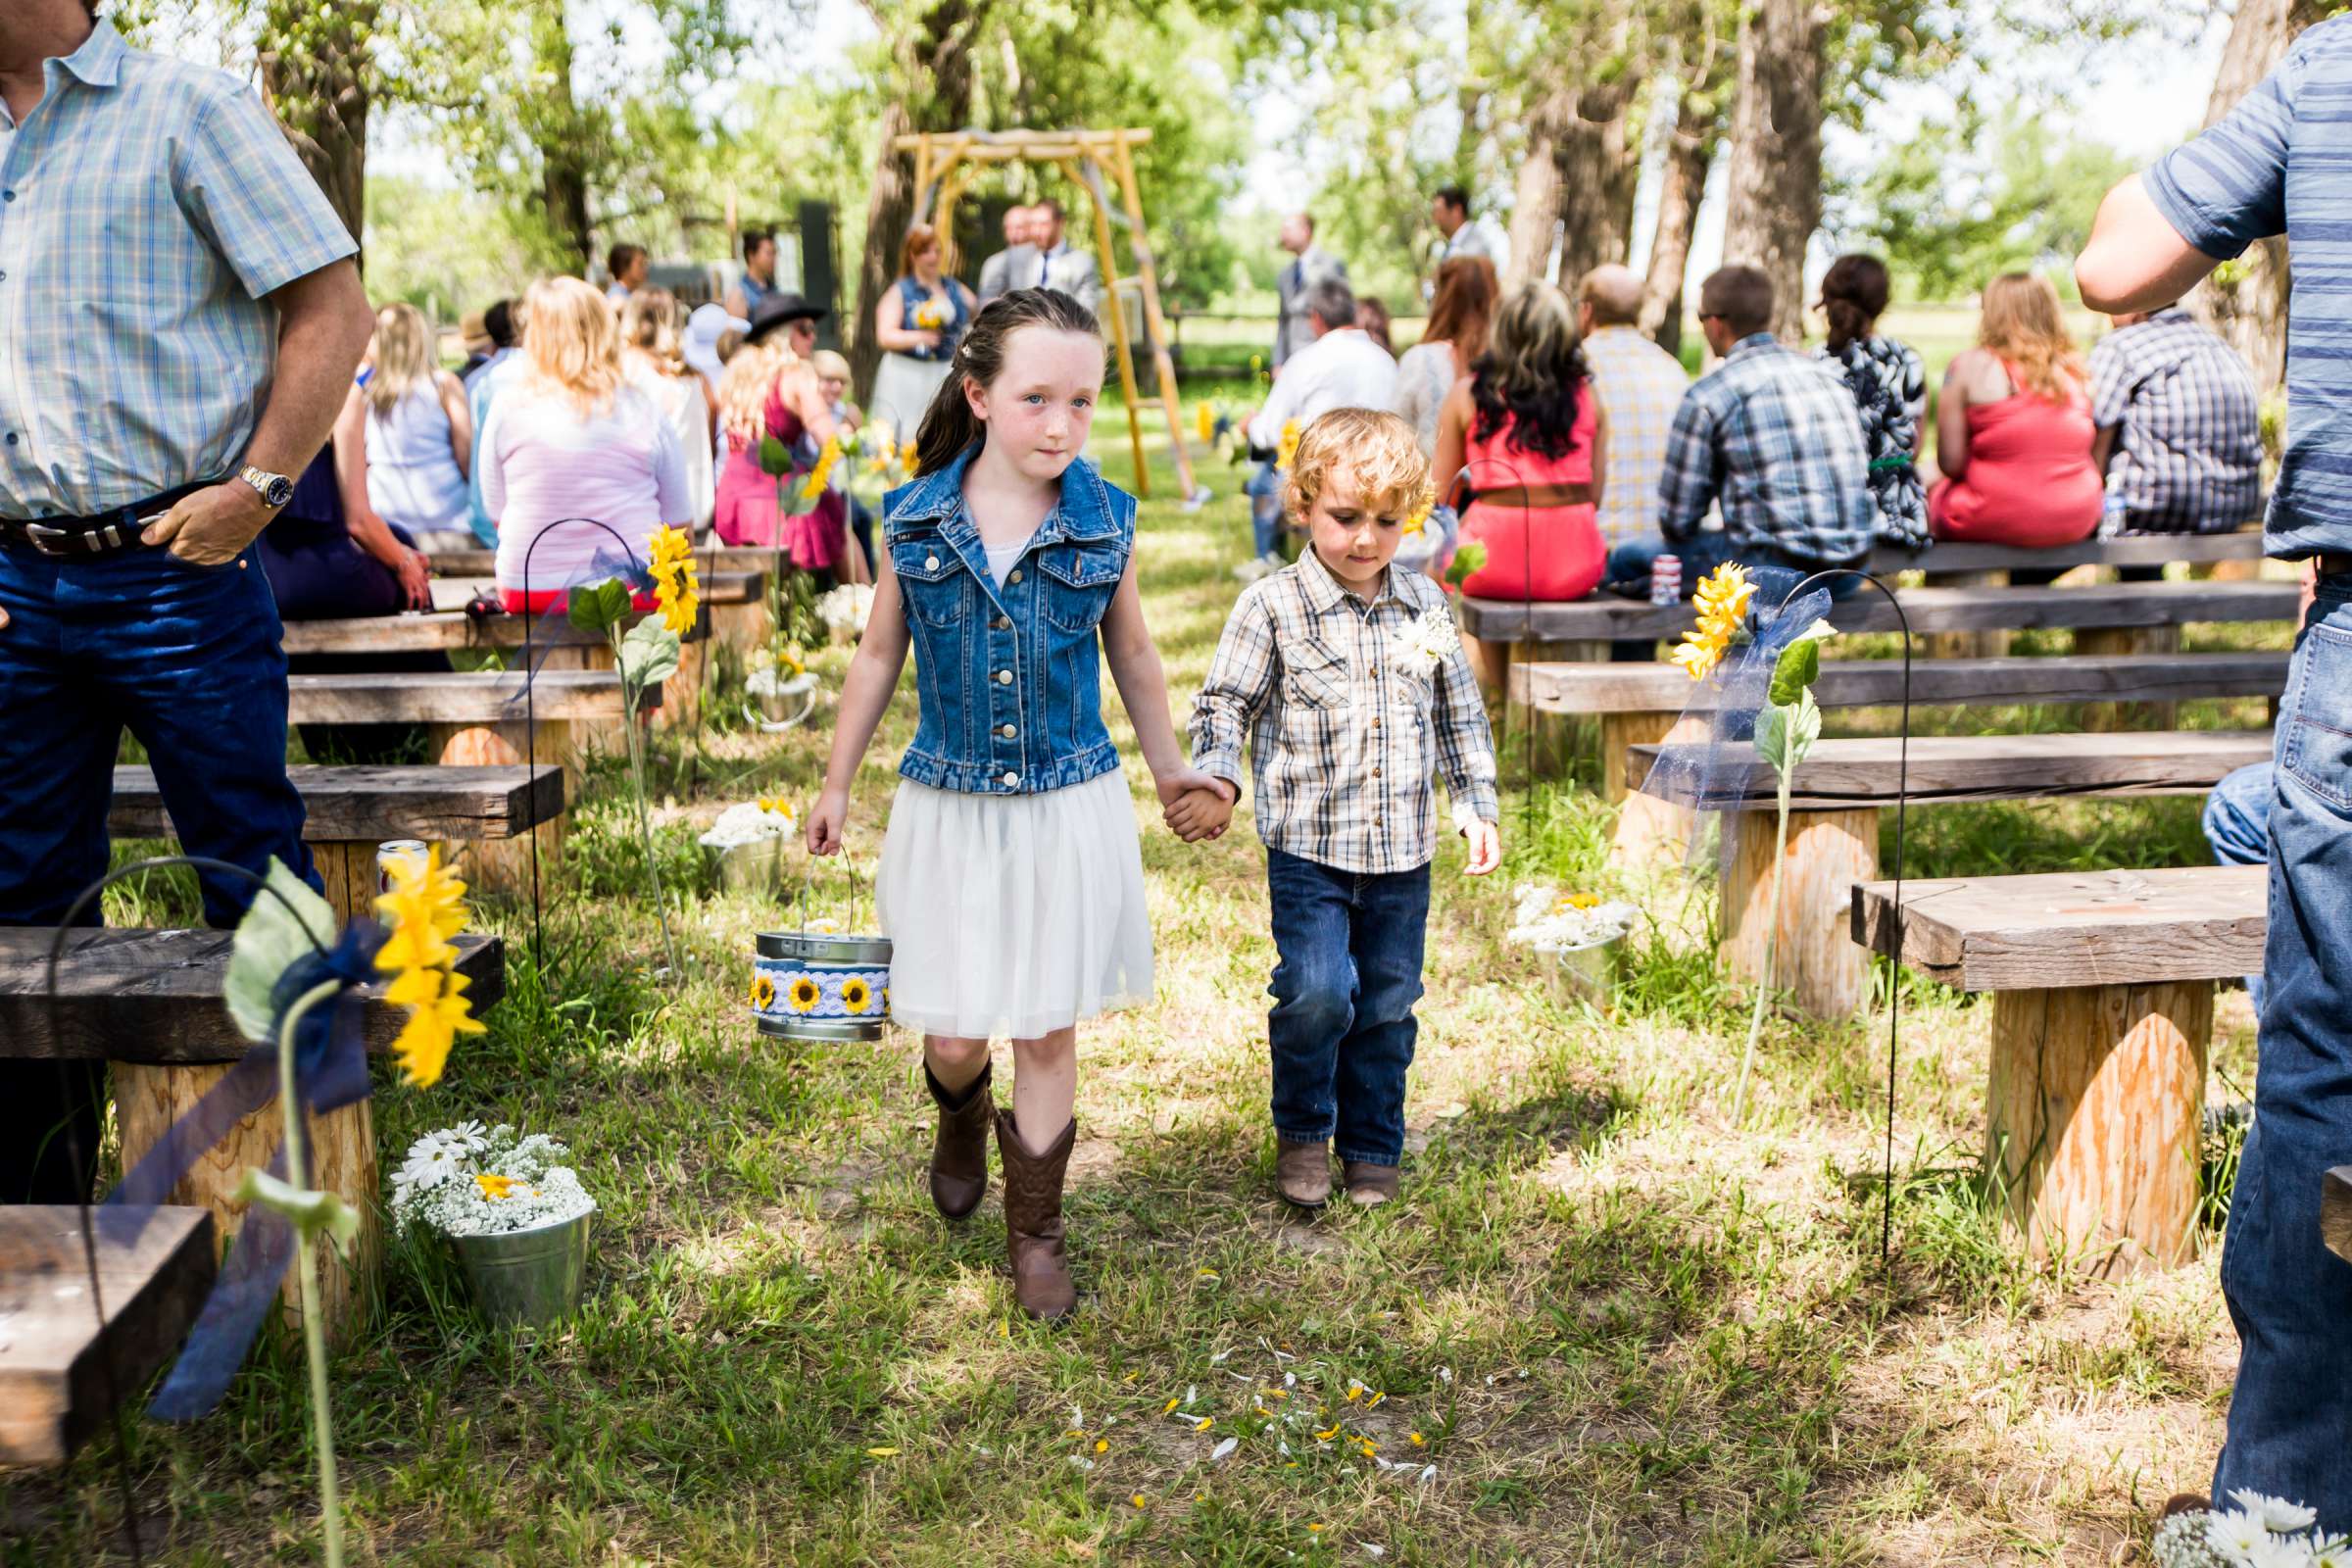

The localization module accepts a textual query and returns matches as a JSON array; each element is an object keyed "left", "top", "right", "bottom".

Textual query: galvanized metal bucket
[
  {"left": 1542, "top": 936, "right": 1621, "bottom": 1014},
  {"left": 706, "top": 833, "right": 791, "bottom": 895},
  {"left": 750, "top": 861, "right": 892, "bottom": 1043},
  {"left": 747, "top": 671, "right": 819, "bottom": 734},
  {"left": 449, "top": 1207, "right": 593, "bottom": 1327}
]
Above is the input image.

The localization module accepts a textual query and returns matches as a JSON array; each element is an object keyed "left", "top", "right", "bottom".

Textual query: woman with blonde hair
[
  {"left": 481, "top": 275, "right": 689, "bottom": 611},
  {"left": 708, "top": 311, "right": 869, "bottom": 585},
  {"left": 1432, "top": 280, "right": 1608, "bottom": 689},
  {"left": 869, "top": 223, "right": 976, "bottom": 435},
  {"left": 618, "top": 287, "right": 716, "bottom": 530},
  {"left": 1927, "top": 270, "right": 2103, "bottom": 548}
]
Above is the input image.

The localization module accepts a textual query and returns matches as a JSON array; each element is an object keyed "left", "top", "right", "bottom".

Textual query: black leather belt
[
  {"left": 0, "top": 478, "right": 220, "bottom": 558},
  {"left": 2319, "top": 552, "right": 2352, "bottom": 578}
]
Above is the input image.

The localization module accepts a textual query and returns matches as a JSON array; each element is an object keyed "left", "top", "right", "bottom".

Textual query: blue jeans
[
  {"left": 2212, "top": 572, "right": 2352, "bottom": 1518},
  {"left": 1604, "top": 531, "right": 1867, "bottom": 607},
  {"left": 0, "top": 542, "right": 315, "bottom": 1204},
  {"left": 1265, "top": 847, "right": 1430, "bottom": 1167},
  {"left": 2204, "top": 760, "right": 2274, "bottom": 1014},
  {"left": 1247, "top": 460, "right": 1284, "bottom": 560}
]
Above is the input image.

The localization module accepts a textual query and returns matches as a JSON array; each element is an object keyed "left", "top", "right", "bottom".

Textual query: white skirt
[
  {"left": 868, "top": 353, "right": 955, "bottom": 442},
  {"left": 875, "top": 770, "right": 1155, "bottom": 1040}
]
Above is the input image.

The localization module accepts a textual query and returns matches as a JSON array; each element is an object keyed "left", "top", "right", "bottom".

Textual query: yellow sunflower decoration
[
  {"left": 1669, "top": 562, "right": 1756, "bottom": 683},
  {"left": 648, "top": 523, "right": 700, "bottom": 635},
  {"left": 1276, "top": 418, "right": 1302, "bottom": 471},
  {"left": 841, "top": 977, "right": 873, "bottom": 1014},
  {"left": 801, "top": 435, "right": 842, "bottom": 506},
  {"left": 788, "top": 976, "right": 822, "bottom": 1013},
  {"left": 1402, "top": 503, "right": 1430, "bottom": 538},
  {"left": 749, "top": 973, "right": 776, "bottom": 1010},
  {"left": 1195, "top": 401, "right": 1215, "bottom": 444},
  {"left": 1556, "top": 893, "right": 1600, "bottom": 911},
  {"left": 474, "top": 1172, "right": 523, "bottom": 1200},
  {"left": 374, "top": 844, "right": 485, "bottom": 1089}
]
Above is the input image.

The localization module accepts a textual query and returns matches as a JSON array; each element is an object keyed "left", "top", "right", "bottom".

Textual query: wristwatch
[{"left": 238, "top": 464, "right": 296, "bottom": 510}]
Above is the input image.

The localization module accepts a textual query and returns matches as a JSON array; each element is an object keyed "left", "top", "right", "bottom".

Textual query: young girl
[{"left": 806, "top": 288, "right": 1222, "bottom": 1320}]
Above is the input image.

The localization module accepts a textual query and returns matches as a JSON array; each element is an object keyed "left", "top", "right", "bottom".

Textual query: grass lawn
[{"left": 9, "top": 404, "right": 2282, "bottom": 1565}]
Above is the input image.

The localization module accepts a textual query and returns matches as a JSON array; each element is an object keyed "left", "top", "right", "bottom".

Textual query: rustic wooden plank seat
[
  {"left": 0, "top": 1205, "right": 216, "bottom": 1466},
  {"left": 1626, "top": 731, "right": 2276, "bottom": 1019},
  {"left": 1852, "top": 866, "right": 2265, "bottom": 1274},
  {"left": 435, "top": 545, "right": 787, "bottom": 577},
  {"left": 1865, "top": 527, "right": 2265, "bottom": 576},
  {"left": 107, "top": 763, "right": 565, "bottom": 922},
  {"left": 278, "top": 583, "right": 762, "bottom": 655},
  {"left": 422, "top": 569, "right": 763, "bottom": 613},
  {"left": 0, "top": 929, "right": 507, "bottom": 1339}
]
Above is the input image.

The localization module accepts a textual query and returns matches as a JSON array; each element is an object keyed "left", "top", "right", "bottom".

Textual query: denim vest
[
  {"left": 885, "top": 445, "right": 1135, "bottom": 796},
  {"left": 895, "top": 275, "right": 968, "bottom": 363}
]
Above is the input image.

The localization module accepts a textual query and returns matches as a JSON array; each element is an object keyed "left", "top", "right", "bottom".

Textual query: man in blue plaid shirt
[
  {"left": 1605, "top": 267, "right": 1874, "bottom": 606},
  {"left": 2089, "top": 305, "right": 2262, "bottom": 538}
]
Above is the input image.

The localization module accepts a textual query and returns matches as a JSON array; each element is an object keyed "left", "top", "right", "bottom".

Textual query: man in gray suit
[
  {"left": 1029, "top": 199, "right": 1103, "bottom": 315},
  {"left": 1273, "top": 214, "right": 1347, "bottom": 369},
  {"left": 977, "top": 204, "right": 1038, "bottom": 307}
]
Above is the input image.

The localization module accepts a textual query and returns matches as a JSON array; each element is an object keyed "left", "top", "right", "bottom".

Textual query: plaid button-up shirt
[
  {"left": 1189, "top": 550, "right": 1498, "bottom": 876},
  {"left": 1657, "top": 333, "right": 1875, "bottom": 566},
  {"left": 1582, "top": 326, "right": 1690, "bottom": 549},
  {"left": 2087, "top": 308, "right": 2262, "bottom": 535},
  {"left": 0, "top": 22, "right": 357, "bottom": 518}
]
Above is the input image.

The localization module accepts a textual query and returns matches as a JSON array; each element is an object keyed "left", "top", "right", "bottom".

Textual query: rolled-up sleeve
[
  {"left": 1430, "top": 628, "right": 1498, "bottom": 830},
  {"left": 2144, "top": 35, "right": 2306, "bottom": 259},
  {"left": 173, "top": 82, "right": 357, "bottom": 299},
  {"left": 1189, "top": 590, "right": 1279, "bottom": 791}
]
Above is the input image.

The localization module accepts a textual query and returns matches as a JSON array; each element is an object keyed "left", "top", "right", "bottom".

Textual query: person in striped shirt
[{"left": 1179, "top": 410, "right": 1499, "bottom": 1212}]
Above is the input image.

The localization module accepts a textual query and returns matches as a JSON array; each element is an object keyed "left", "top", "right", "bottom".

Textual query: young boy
[{"left": 1174, "top": 408, "right": 1502, "bottom": 1208}]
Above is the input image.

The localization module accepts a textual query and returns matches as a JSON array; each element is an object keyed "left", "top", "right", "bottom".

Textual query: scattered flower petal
[
  {"left": 865, "top": 1446, "right": 898, "bottom": 1458},
  {"left": 1211, "top": 1437, "right": 1239, "bottom": 1462}
]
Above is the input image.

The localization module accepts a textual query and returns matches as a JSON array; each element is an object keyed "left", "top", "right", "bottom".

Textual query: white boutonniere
[{"left": 1389, "top": 606, "right": 1459, "bottom": 680}]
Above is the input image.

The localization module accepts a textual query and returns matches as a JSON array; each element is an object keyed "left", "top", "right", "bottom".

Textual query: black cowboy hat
[{"left": 744, "top": 292, "right": 829, "bottom": 344}]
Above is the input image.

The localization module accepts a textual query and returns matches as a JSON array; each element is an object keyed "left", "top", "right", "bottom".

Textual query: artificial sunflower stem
[
  {"left": 611, "top": 627, "right": 683, "bottom": 978},
  {"left": 1732, "top": 755, "right": 1795, "bottom": 1127},
  {"left": 275, "top": 979, "right": 348, "bottom": 1568}
]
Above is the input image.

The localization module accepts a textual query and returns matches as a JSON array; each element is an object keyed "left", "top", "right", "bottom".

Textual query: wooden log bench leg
[
  {"left": 707, "top": 598, "right": 767, "bottom": 656},
  {"left": 2075, "top": 625, "right": 2181, "bottom": 731},
  {"left": 1606, "top": 710, "right": 1705, "bottom": 867},
  {"left": 429, "top": 718, "right": 576, "bottom": 899},
  {"left": 1921, "top": 568, "right": 2010, "bottom": 662},
  {"left": 112, "top": 1064, "right": 379, "bottom": 1343},
  {"left": 1490, "top": 637, "right": 1603, "bottom": 780},
  {"left": 1723, "top": 806, "right": 1879, "bottom": 1018},
  {"left": 1986, "top": 980, "right": 2211, "bottom": 1274}
]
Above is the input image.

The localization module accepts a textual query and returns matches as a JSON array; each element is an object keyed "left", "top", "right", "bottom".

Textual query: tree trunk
[
  {"left": 1505, "top": 84, "right": 1573, "bottom": 287},
  {"left": 529, "top": 6, "right": 593, "bottom": 274},
  {"left": 1720, "top": 0, "right": 1823, "bottom": 344},
  {"left": 2191, "top": 0, "right": 2327, "bottom": 395},
  {"left": 849, "top": 0, "right": 984, "bottom": 404},
  {"left": 257, "top": 0, "right": 376, "bottom": 269},
  {"left": 1551, "top": 78, "right": 1642, "bottom": 290},
  {"left": 1639, "top": 88, "right": 1719, "bottom": 348}
]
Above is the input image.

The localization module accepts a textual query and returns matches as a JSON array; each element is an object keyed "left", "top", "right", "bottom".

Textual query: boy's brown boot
[
  {"left": 997, "top": 1108, "right": 1078, "bottom": 1320},
  {"left": 924, "top": 1062, "right": 993, "bottom": 1220},
  {"left": 1342, "top": 1159, "right": 1400, "bottom": 1207},
  {"left": 1277, "top": 1138, "right": 1333, "bottom": 1208}
]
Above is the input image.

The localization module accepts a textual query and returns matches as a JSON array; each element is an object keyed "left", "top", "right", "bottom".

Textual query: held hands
[
  {"left": 140, "top": 479, "right": 278, "bottom": 565},
  {"left": 806, "top": 787, "right": 850, "bottom": 857},
  {"left": 1461, "top": 818, "right": 1502, "bottom": 877},
  {"left": 1157, "top": 767, "right": 1235, "bottom": 844}
]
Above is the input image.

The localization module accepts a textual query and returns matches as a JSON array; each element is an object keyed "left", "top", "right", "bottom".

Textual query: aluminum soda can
[
  {"left": 1648, "top": 554, "right": 1683, "bottom": 606},
  {"left": 377, "top": 840, "right": 428, "bottom": 895}
]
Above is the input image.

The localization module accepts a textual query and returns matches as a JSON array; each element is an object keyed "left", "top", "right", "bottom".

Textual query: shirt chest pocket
[
  {"left": 890, "top": 534, "right": 970, "bottom": 627},
  {"left": 1282, "top": 635, "right": 1352, "bottom": 710},
  {"left": 1034, "top": 541, "right": 1125, "bottom": 632}
]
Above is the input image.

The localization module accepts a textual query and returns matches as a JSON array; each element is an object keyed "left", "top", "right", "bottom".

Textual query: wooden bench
[
  {"left": 1630, "top": 730, "right": 2276, "bottom": 1018},
  {"left": 0, "top": 1205, "right": 216, "bottom": 1465},
  {"left": 0, "top": 928, "right": 506, "bottom": 1338},
  {"left": 107, "top": 763, "right": 564, "bottom": 922},
  {"left": 1864, "top": 528, "right": 2266, "bottom": 577},
  {"left": 1853, "top": 866, "right": 2264, "bottom": 1273},
  {"left": 435, "top": 545, "right": 788, "bottom": 577}
]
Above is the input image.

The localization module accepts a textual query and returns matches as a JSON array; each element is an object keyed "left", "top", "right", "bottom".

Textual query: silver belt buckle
[{"left": 23, "top": 520, "right": 120, "bottom": 556}]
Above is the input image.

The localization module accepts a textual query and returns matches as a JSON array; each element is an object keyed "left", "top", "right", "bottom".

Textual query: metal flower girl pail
[{"left": 750, "top": 864, "right": 892, "bottom": 1042}]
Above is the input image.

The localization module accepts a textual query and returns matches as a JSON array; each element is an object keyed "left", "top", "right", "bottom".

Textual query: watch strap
[{"left": 238, "top": 464, "right": 294, "bottom": 508}]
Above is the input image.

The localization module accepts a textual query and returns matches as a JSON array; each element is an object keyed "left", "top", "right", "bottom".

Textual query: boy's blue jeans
[
  {"left": 2212, "top": 572, "right": 2352, "bottom": 1521},
  {"left": 0, "top": 541, "right": 314, "bottom": 1203},
  {"left": 1265, "top": 847, "right": 1429, "bottom": 1167}
]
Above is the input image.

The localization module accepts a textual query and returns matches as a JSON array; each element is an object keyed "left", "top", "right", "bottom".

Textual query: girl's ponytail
[{"left": 911, "top": 287, "right": 1102, "bottom": 476}]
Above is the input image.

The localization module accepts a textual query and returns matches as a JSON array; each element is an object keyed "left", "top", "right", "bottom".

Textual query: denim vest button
[
  {"left": 1001, "top": 724, "right": 1016, "bottom": 739},
  {"left": 995, "top": 616, "right": 1010, "bottom": 630},
  {"left": 1002, "top": 771, "right": 1019, "bottom": 787},
  {"left": 1007, "top": 568, "right": 1022, "bottom": 585},
  {"left": 926, "top": 555, "right": 941, "bottom": 570},
  {"left": 997, "top": 669, "right": 1012, "bottom": 685}
]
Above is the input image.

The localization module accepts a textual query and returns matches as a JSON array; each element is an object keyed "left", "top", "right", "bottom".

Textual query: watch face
[{"left": 266, "top": 475, "right": 296, "bottom": 507}]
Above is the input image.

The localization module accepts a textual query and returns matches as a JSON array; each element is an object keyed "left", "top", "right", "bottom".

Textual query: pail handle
[{"left": 796, "top": 853, "right": 866, "bottom": 934}]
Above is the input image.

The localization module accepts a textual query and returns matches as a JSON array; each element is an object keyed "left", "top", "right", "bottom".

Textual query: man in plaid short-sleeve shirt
[
  {"left": 2087, "top": 305, "right": 2262, "bottom": 536},
  {"left": 0, "top": 2, "right": 373, "bottom": 1205}
]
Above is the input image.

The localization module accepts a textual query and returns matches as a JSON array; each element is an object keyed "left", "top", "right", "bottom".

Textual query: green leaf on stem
[
  {"left": 618, "top": 616, "right": 682, "bottom": 687},
  {"left": 224, "top": 859, "right": 340, "bottom": 1045},
  {"left": 758, "top": 435, "right": 793, "bottom": 478},
  {"left": 566, "top": 577, "right": 632, "bottom": 635},
  {"left": 233, "top": 1167, "right": 362, "bottom": 1260},
  {"left": 1768, "top": 638, "right": 1820, "bottom": 708}
]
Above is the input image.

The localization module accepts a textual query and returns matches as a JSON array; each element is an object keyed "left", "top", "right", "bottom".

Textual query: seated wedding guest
[
  {"left": 1575, "top": 263, "right": 1689, "bottom": 554},
  {"left": 710, "top": 299, "right": 871, "bottom": 589},
  {"left": 2090, "top": 302, "right": 2263, "bottom": 553},
  {"left": 620, "top": 288, "right": 717, "bottom": 532},
  {"left": 1433, "top": 281, "right": 1609, "bottom": 689},
  {"left": 347, "top": 302, "right": 472, "bottom": 547},
  {"left": 1605, "top": 267, "right": 1873, "bottom": 605},
  {"left": 465, "top": 298, "right": 516, "bottom": 388},
  {"left": 466, "top": 292, "right": 530, "bottom": 546},
  {"left": 1816, "top": 254, "right": 1930, "bottom": 549},
  {"left": 810, "top": 347, "right": 876, "bottom": 575},
  {"left": 1355, "top": 295, "right": 1396, "bottom": 356},
  {"left": 1391, "top": 257, "right": 1496, "bottom": 579},
  {"left": 869, "top": 223, "right": 976, "bottom": 436},
  {"left": 457, "top": 309, "right": 496, "bottom": 382},
  {"left": 1239, "top": 275, "right": 1397, "bottom": 580},
  {"left": 481, "top": 276, "right": 689, "bottom": 611},
  {"left": 1928, "top": 271, "right": 2103, "bottom": 549}
]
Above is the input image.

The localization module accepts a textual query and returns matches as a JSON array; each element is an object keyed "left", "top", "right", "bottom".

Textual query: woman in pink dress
[
  {"left": 711, "top": 297, "right": 872, "bottom": 589},
  {"left": 1927, "top": 272, "right": 2103, "bottom": 549}
]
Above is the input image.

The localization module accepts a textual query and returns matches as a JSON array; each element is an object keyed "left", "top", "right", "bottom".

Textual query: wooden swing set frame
[{"left": 894, "top": 127, "right": 1200, "bottom": 500}]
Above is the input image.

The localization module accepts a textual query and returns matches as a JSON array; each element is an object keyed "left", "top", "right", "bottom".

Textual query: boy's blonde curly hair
[{"left": 1283, "top": 408, "right": 1435, "bottom": 527}]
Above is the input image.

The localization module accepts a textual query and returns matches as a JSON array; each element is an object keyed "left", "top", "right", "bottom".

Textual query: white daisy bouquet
[
  {"left": 1504, "top": 883, "right": 1639, "bottom": 955},
  {"left": 744, "top": 643, "right": 813, "bottom": 700},
  {"left": 1389, "top": 606, "right": 1460, "bottom": 680},
  {"left": 389, "top": 1123, "right": 595, "bottom": 1239},
  {"left": 816, "top": 582, "right": 874, "bottom": 642},
  {"left": 2155, "top": 1494, "right": 2346, "bottom": 1567},
  {"left": 699, "top": 797, "right": 799, "bottom": 851}
]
